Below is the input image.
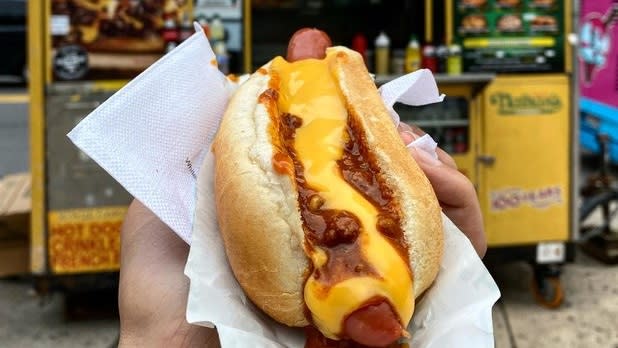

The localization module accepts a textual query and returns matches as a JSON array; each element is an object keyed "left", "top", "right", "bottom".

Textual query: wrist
[{"left": 119, "top": 323, "right": 220, "bottom": 348}]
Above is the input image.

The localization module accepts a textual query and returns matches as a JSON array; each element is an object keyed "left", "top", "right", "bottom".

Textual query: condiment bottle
[
  {"left": 352, "top": 33, "right": 368, "bottom": 64},
  {"left": 179, "top": 14, "right": 193, "bottom": 42},
  {"left": 404, "top": 35, "right": 421, "bottom": 73},
  {"left": 421, "top": 44, "right": 438, "bottom": 72},
  {"left": 210, "top": 14, "right": 225, "bottom": 42},
  {"left": 162, "top": 14, "right": 179, "bottom": 53},
  {"left": 374, "top": 31, "right": 390, "bottom": 75},
  {"left": 214, "top": 41, "right": 230, "bottom": 75},
  {"left": 436, "top": 44, "right": 449, "bottom": 73},
  {"left": 447, "top": 44, "right": 463, "bottom": 75}
]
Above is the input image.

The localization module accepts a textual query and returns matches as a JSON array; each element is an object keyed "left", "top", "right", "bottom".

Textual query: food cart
[
  {"left": 27, "top": 0, "right": 578, "bottom": 307},
  {"left": 436, "top": 0, "right": 578, "bottom": 306},
  {"left": 26, "top": 0, "right": 250, "bottom": 292},
  {"left": 246, "top": 0, "right": 578, "bottom": 307}
]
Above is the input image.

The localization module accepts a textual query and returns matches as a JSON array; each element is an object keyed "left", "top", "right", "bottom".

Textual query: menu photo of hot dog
[
  {"left": 51, "top": 0, "right": 191, "bottom": 80},
  {"left": 460, "top": 14, "right": 489, "bottom": 33},
  {"left": 530, "top": 15, "right": 558, "bottom": 32},
  {"left": 459, "top": 0, "right": 488, "bottom": 9},
  {"left": 497, "top": 14, "right": 524, "bottom": 32},
  {"left": 495, "top": 0, "right": 521, "bottom": 8},
  {"left": 529, "top": 0, "right": 555, "bottom": 8}
]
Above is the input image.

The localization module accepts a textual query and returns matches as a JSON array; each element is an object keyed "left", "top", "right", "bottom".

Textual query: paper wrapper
[{"left": 68, "top": 28, "right": 500, "bottom": 348}]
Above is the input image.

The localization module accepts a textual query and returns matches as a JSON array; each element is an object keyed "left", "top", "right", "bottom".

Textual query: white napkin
[
  {"left": 187, "top": 150, "right": 500, "bottom": 347},
  {"left": 379, "top": 69, "right": 446, "bottom": 125},
  {"left": 68, "top": 24, "right": 232, "bottom": 243},
  {"left": 68, "top": 28, "right": 500, "bottom": 348}
]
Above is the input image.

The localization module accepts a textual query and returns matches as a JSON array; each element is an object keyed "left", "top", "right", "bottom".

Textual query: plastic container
[
  {"left": 210, "top": 15, "right": 225, "bottom": 42},
  {"left": 374, "top": 31, "right": 391, "bottom": 75},
  {"left": 352, "top": 33, "right": 368, "bottom": 63},
  {"left": 404, "top": 35, "right": 421, "bottom": 73},
  {"left": 447, "top": 44, "right": 463, "bottom": 75},
  {"left": 421, "top": 44, "right": 438, "bottom": 72}
]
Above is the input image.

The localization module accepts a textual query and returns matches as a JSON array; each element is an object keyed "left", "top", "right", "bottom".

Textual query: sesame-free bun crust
[{"left": 211, "top": 47, "right": 443, "bottom": 327}]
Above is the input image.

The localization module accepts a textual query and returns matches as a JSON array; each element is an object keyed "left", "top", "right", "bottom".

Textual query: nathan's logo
[{"left": 490, "top": 92, "right": 562, "bottom": 115}]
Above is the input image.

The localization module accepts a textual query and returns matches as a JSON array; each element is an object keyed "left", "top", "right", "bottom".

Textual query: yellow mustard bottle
[
  {"left": 447, "top": 44, "right": 463, "bottom": 75},
  {"left": 404, "top": 35, "right": 421, "bottom": 73},
  {"left": 374, "top": 31, "right": 390, "bottom": 75}
]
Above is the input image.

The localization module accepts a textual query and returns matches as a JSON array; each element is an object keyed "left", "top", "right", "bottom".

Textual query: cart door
[{"left": 480, "top": 75, "right": 571, "bottom": 247}]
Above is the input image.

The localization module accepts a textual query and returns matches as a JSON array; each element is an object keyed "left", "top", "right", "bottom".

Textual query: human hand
[
  {"left": 118, "top": 199, "right": 220, "bottom": 347},
  {"left": 116, "top": 120, "right": 486, "bottom": 348},
  {"left": 398, "top": 123, "right": 487, "bottom": 257}
]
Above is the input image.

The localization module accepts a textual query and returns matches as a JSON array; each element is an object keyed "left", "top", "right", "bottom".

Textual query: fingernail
[
  {"left": 410, "top": 125, "right": 426, "bottom": 136},
  {"left": 399, "top": 130, "right": 419, "bottom": 145},
  {"left": 398, "top": 122, "right": 426, "bottom": 137},
  {"left": 411, "top": 147, "right": 442, "bottom": 166}
]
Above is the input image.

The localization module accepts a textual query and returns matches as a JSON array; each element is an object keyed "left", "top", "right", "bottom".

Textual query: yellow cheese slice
[{"left": 271, "top": 53, "right": 414, "bottom": 339}]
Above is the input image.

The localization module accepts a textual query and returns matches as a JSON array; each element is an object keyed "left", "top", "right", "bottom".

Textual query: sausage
[
  {"left": 286, "top": 28, "right": 332, "bottom": 62},
  {"left": 343, "top": 301, "right": 403, "bottom": 347},
  {"left": 286, "top": 28, "right": 404, "bottom": 347}
]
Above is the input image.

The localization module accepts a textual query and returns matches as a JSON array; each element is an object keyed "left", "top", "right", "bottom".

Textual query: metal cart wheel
[{"left": 531, "top": 264, "right": 564, "bottom": 309}]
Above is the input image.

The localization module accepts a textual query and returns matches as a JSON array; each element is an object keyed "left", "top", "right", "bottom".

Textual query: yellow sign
[
  {"left": 48, "top": 206, "right": 127, "bottom": 273},
  {"left": 481, "top": 75, "right": 570, "bottom": 246},
  {"left": 464, "top": 37, "right": 555, "bottom": 48}
]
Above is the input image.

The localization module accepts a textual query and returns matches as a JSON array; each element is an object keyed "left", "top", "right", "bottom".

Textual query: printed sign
[
  {"left": 490, "top": 185, "right": 562, "bottom": 212},
  {"left": 490, "top": 91, "right": 562, "bottom": 115},
  {"left": 48, "top": 206, "right": 126, "bottom": 273},
  {"left": 453, "top": 0, "right": 565, "bottom": 73},
  {"left": 50, "top": 0, "right": 192, "bottom": 81},
  {"left": 579, "top": 0, "right": 618, "bottom": 109}
]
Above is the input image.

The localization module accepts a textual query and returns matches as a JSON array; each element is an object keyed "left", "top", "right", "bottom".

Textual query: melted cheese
[{"left": 271, "top": 54, "right": 414, "bottom": 339}]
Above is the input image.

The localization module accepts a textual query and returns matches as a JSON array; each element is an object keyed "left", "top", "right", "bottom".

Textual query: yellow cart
[
  {"left": 26, "top": 1, "right": 195, "bottom": 293},
  {"left": 386, "top": 71, "right": 577, "bottom": 308}
]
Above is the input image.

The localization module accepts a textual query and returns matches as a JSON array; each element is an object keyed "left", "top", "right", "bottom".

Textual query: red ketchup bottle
[
  {"left": 421, "top": 44, "right": 438, "bottom": 73},
  {"left": 161, "top": 14, "right": 180, "bottom": 52},
  {"left": 351, "top": 33, "right": 368, "bottom": 65}
]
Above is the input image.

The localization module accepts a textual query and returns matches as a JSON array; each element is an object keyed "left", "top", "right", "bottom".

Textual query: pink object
[{"left": 580, "top": 0, "right": 618, "bottom": 108}]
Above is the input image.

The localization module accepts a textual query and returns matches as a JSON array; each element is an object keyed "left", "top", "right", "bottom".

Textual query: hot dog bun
[
  {"left": 213, "top": 47, "right": 443, "bottom": 318},
  {"left": 212, "top": 36, "right": 443, "bottom": 345}
]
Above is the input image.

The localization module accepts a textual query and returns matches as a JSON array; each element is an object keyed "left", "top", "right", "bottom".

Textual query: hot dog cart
[
  {"left": 27, "top": 0, "right": 250, "bottom": 289},
  {"left": 246, "top": 0, "right": 578, "bottom": 307},
  {"left": 26, "top": 0, "right": 579, "bottom": 307},
  {"left": 425, "top": 0, "right": 578, "bottom": 307}
]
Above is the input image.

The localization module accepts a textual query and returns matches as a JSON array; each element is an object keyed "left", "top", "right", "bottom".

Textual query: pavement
[
  {"left": 0, "top": 86, "right": 617, "bottom": 347},
  {"left": 0, "top": 280, "right": 119, "bottom": 348},
  {"left": 492, "top": 254, "right": 618, "bottom": 348},
  {"left": 0, "top": 251, "right": 616, "bottom": 348}
]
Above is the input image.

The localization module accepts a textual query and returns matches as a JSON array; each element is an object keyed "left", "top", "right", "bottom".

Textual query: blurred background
[{"left": 0, "top": 0, "right": 617, "bottom": 347}]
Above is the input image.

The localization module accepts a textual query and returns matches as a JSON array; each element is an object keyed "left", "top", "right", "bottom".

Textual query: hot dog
[{"left": 212, "top": 28, "right": 444, "bottom": 347}]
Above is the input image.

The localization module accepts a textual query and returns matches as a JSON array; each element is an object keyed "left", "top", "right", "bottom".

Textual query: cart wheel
[{"left": 531, "top": 275, "right": 564, "bottom": 309}]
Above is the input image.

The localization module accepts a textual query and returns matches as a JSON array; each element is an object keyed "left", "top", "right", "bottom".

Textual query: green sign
[{"left": 453, "top": 0, "right": 565, "bottom": 73}]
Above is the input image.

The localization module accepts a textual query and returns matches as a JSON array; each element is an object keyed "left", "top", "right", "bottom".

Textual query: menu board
[
  {"left": 453, "top": 0, "right": 565, "bottom": 73},
  {"left": 50, "top": 0, "right": 192, "bottom": 81}
]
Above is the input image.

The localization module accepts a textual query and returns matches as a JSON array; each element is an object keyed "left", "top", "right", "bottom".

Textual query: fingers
[
  {"left": 397, "top": 123, "right": 487, "bottom": 257},
  {"left": 397, "top": 122, "right": 457, "bottom": 170},
  {"left": 119, "top": 200, "right": 221, "bottom": 347},
  {"left": 409, "top": 148, "right": 487, "bottom": 257}
]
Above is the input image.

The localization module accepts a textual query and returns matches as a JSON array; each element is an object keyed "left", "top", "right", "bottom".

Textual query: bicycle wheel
[{"left": 579, "top": 190, "right": 618, "bottom": 237}]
